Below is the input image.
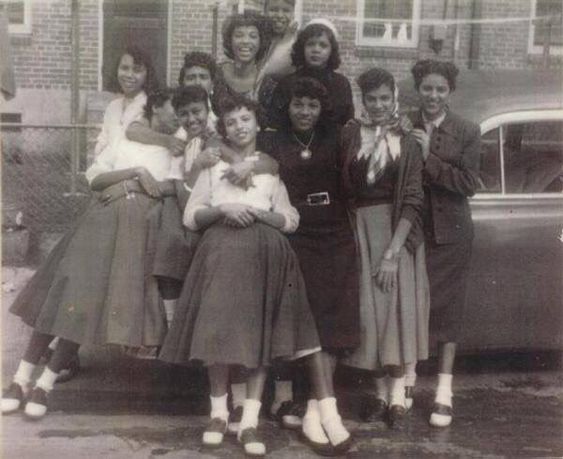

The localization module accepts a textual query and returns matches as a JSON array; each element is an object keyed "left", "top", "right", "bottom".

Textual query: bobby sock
[
  {"left": 318, "top": 397, "right": 349, "bottom": 446},
  {"left": 303, "top": 399, "right": 328, "bottom": 444},
  {"left": 389, "top": 376, "right": 406, "bottom": 407},
  {"left": 210, "top": 393, "right": 229, "bottom": 422},
  {"left": 163, "top": 299, "right": 176, "bottom": 326},
  {"left": 13, "top": 360, "right": 35, "bottom": 390},
  {"left": 435, "top": 373, "right": 453, "bottom": 407},
  {"left": 404, "top": 362, "right": 417, "bottom": 387},
  {"left": 374, "top": 375, "right": 388, "bottom": 403},
  {"left": 35, "top": 367, "right": 58, "bottom": 393},
  {"left": 239, "top": 399, "right": 262, "bottom": 434}
]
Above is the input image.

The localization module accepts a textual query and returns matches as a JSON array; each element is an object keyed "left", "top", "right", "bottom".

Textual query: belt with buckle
[{"left": 305, "top": 191, "right": 330, "bottom": 206}]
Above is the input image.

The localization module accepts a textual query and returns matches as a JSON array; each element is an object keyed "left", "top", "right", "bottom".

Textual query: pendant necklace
[{"left": 293, "top": 130, "right": 315, "bottom": 160}]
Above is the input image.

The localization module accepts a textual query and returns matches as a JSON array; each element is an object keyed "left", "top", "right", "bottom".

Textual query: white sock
[
  {"left": 374, "top": 375, "right": 388, "bottom": 403},
  {"left": 404, "top": 362, "right": 417, "bottom": 387},
  {"left": 318, "top": 397, "right": 349, "bottom": 446},
  {"left": 35, "top": 367, "right": 58, "bottom": 393},
  {"left": 271, "top": 380, "right": 293, "bottom": 414},
  {"left": 303, "top": 399, "right": 329, "bottom": 444},
  {"left": 210, "top": 393, "right": 229, "bottom": 422},
  {"left": 163, "top": 299, "right": 176, "bottom": 326},
  {"left": 389, "top": 376, "right": 406, "bottom": 407},
  {"left": 13, "top": 360, "right": 35, "bottom": 389},
  {"left": 239, "top": 399, "right": 262, "bottom": 434},
  {"left": 231, "top": 383, "right": 246, "bottom": 410},
  {"left": 435, "top": 373, "right": 453, "bottom": 407},
  {"left": 48, "top": 337, "right": 59, "bottom": 352}
]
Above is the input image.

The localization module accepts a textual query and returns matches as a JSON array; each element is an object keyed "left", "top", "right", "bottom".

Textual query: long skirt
[
  {"left": 10, "top": 191, "right": 166, "bottom": 348},
  {"left": 425, "top": 236, "right": 473, "bottom": 343},
  {"left": 343, "top": 204, "right": 429, "bottom": 370},
  {"left": 288, "top": 223, "right": 359, "bottom": 353},
  {"left": 159, "top": 222, "right": 321, "bottom": 369}
]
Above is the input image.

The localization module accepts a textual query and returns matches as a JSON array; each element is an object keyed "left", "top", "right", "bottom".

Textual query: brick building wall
[{"left": 3, "top": 0, "right": 562, "bottom": 123}]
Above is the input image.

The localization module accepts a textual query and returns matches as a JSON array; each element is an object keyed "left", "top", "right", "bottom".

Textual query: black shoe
[
  {"left": 1, "top": 383, "right": 26, "bottom": 414},
  {"left": 359, "top": 396, "right": 388, "bottom": 422},
  {"left": 387, "top": 404, "right": 407, "bottom": 430},
  {"left": 55, "top": 354, "right": 80, "bottom": 384},
  {"left": 24, "top": 387, "right": 48, "bottom": 420},
  {"left": 429, "top": 402, "right": 453, "bottom": 427},
  {"left": 276, "top": 400, "right": 305, "bottom": 430},
  {"left": 227, "top": 405, "right": 243, "bottom": 435}
]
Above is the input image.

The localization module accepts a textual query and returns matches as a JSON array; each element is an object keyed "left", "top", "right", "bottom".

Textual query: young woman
[
  {"left": 408, "top": 59, "right": 481, "bottom": 428},
  {"left": 0, "top": 67, "right": 200, "bottom": 421},
  {"left": 159, "top": 95, "right": 352, "bottom": 457},
  {"left": 341, "top": 68, "right": 429, "bottom": 429},
  {"left": 268, "top": 18, "right": 354, "bottom": 130},
  {"left": 215, "top": 10, "right": 272, "bottom": 101},
  {"left": 259, "top": 77, "right": 359, "bottom": 450}
]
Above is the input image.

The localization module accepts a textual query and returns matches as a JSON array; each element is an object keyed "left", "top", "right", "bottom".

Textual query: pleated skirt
[{"left": 343, "top": 204, "right": 430, "bottom": 370}]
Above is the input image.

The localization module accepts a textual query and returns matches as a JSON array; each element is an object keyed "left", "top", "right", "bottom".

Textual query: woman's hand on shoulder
[
  {"left": 167, "top": 136, "right": 187, "bottom": 157},
  {"left": 136, "top": 167, "right": 162, "bottom": 199},
  {"left": 195, "top": 147, "right": 221, "bottom": 169},
  {"left": 219, "top": 203, "right": 256, "bottom": 227}
]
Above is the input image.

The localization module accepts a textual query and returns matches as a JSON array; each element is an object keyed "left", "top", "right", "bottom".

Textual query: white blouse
[
  {"left": 184, "top": 156, "right": 299, "bottom": 234},
  {"left": 94, "top": 91, "right": 147, "bottom": 157}
]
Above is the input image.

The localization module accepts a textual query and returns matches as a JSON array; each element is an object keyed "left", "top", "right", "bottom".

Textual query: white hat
[{"left": 304, "top": 18, "right": 339, "bottom": 40}]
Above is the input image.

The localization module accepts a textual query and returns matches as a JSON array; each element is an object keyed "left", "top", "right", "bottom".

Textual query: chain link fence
[{"left": 2, "top": 124, "right": 100, "bottom": 234}]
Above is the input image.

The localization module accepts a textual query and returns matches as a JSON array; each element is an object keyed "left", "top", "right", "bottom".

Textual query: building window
[
  {"left": 529, "top": 0, "right": 563, "bottom": 55},
  {"left": 2, "top": 0, "right": 31, "bottom": 34},
  {"left": 357, "top": 0, "right": 420, "bottom": 48}
]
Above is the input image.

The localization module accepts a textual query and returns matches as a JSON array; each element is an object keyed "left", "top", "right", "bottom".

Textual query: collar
[{"left": 422, "top": 111, "right": 446, "bottom": 129}]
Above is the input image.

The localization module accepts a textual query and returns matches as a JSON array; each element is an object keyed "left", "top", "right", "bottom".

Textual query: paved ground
[{"left": 2, "top": 267, "right": 563, "bottom": 458}]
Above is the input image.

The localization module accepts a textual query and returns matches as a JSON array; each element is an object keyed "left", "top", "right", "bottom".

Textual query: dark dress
[
  {"left": 408, "top": 110, "right": 481, "bottom": 343},
  {"left": 266, "top": 67, "right": 354, "bottom": 130},
  {"left": 259, "top": 128, "right": 360, "bottom": 353}
]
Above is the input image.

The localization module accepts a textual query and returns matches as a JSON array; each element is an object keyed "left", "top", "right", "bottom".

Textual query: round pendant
[{"left": 300, "top": 149, "right": 312, "bottom": 160}]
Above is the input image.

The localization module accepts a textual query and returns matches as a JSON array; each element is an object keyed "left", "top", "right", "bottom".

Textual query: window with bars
[
  {"left": 529, "top": 0, "right": 563, "bottom": 55},
  {"left": 1, "top": 0, "right": 31, "bottom": 34},
  {"left": 357, "top": 0, "right": 420, "bottom": 48}
]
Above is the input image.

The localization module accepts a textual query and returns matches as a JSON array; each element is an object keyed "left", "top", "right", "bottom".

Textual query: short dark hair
[
  {"left": 411, "top": 59, "right": 459, "bottom": 92},
  {"left": 222, "top": 11, "right": 272, "bottom": 63},
  {"left": 357, "top": 68, "right": 396, "bottom": 98},
  {"left": 291, "top": 23, "right": 341, "bottom": 71},
  {"left": 281, "top": 77, "right": 330, "bottom": 129},
  {"left": 216, "top": 93, "right": 263, "bottom": 140},
  {"left": 172, "top": 85, "right": 209, "bottom": 113},
  {"left": 144, "top": 88, "right": 175, "bottom": 121},
  {"left": 178, "top": 51, "right": 218, "bottom": 86},
  {"left": 264, "top": 0, "right": 295, "bottom": 11},
  {"left": 106, "top": 45, "right": 159, "bottom": 94}
]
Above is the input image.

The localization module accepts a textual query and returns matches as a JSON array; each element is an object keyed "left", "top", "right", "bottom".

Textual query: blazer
[
  {"left": 409, "top": 110, "right": 481, "bottom": 245},
  {"left": 341, "top": 119, "right": 425, "bottom": 253}
]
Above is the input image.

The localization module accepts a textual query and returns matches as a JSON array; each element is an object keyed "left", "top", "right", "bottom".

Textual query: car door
[{"left": 463, "top": 110, "right": 563, "bottom": 352}]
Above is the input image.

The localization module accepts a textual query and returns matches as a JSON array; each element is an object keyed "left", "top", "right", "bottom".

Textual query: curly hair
[
  {"left": 106, "top": 45, "right": 159, "bottom": 94},
  {"left": 411, "top": 59, "right": 459, "bottom": 92},
  {"left": 281, "top": 77, "right": 331, "bottom": 129},
  {"left": 291, "top": 23, "right": 341, "bottom": 71},
  {"left": 215, "top": 93, "right": 263, "bottom": 140},
  {"left": 222, "top": 11, "right": 272, "bottom": 63},
  {"left": 144, "top": 88, "right": 175, "bottom": 121},
  {"left": 178, "top": 51, "right": 219, "bottom": 86},
  {"left": 357, "top": 67, "right": 396, "bottom": 98},
  {"left": 172, "top": 86, "right": 209, "bottom": 113}
]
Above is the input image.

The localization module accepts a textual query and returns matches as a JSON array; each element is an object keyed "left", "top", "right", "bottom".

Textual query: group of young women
[{"left": 2, "top": 1, "right": 481, "bottom": 457}]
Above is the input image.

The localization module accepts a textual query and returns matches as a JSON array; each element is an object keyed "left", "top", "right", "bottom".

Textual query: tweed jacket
[
  {"left": 409, "top": 110, "right": 481, "bottom": 245},
  {"left": 341, "top": 119, "right": 425, "bottom": 253}
]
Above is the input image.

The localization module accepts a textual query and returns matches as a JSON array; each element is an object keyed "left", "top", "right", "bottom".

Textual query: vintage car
[{"left": 399, "top": 69, "right": 563, "bottom": 352}]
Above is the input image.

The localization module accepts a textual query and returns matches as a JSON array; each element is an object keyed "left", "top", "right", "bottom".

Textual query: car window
[
  {"left": 504, "top": 121, "right": 563, "bottom": 193},
  {"left": 478, "top": 127, "right": 502, "bottom": 193}
]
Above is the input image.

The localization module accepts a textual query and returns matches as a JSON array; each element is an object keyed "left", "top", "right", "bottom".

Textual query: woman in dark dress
[
  {"left": 266, "top": 18, "right": 354, "bottom": 130},
  {"left": 260, "top": 77, "right": 359, "bottom": 450},
  {"left": 408, "top": 59, "right": 481, "bottom": 427}
]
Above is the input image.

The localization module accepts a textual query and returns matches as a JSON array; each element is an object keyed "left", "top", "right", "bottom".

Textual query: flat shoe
[
  {"left": 429, "top": 402, "right": 453, "bottom": 427},
  {"left": 331, "top": 433, "right": 354, "bottom": 456},
  {"left": 359, "top": 396, "right": 387, "bottom": 422},
  {"left": 24, "top": 387, "right": 48, "bottom": 420},
  {"left": 300, "top": 430, "right": 341, "bottom": 457},
  {"left": 1, "top": 383, "right": 25, "bottom": 414},
  {"left": 275, "top": 400, "right": 304, "bottom": 430},
  {"left": 227, "top": 405, "right": 243, "bottom": 435},
  {"left": 202, "top": 417, "right": 227, "bottom": 448},
  {"left": 56, "top": 354, "right": 80, "bottom": 384},
  {"left": 239, "top": 427, "right": 266, "bottom": 457},
  {"left": 387, "top": 404, "right": 407, "bottom": 430}
]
